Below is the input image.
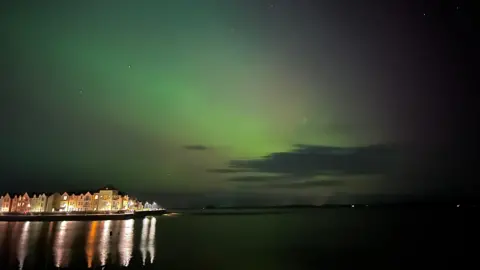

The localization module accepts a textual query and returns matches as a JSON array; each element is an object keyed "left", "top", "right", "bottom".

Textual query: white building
[
  {"left": 59, "top": 192, "right": 69, "bottom": 212},
  {"left": 97, "top": 186, "right": 118, "bottom": 211},
  {"left": 144, "top": 201, "right": 159, "bottom": 210}
]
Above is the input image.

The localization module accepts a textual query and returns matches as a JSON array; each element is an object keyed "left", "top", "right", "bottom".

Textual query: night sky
[{"left": 1, "top": 1, "right": 476, "bottom": 207}]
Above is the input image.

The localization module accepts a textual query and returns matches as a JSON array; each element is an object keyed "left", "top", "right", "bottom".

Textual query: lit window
[
  {"left": 95, "top": 195, "right": 98, "bottom": 199},
  {"left": 64, "top": 196, "right": 67, "bottom": 200}
]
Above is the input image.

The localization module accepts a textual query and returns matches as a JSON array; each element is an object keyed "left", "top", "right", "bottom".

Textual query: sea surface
[{"left": 0, "top": 208, "right": 477, "bottom": 269}]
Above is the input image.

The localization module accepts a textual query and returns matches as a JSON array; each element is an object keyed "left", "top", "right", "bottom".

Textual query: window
[{"left": 63, "top": 196, "right": 67, "bottom": 200}]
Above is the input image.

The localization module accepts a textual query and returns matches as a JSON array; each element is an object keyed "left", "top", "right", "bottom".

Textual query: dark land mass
[
  {"left": 167, "top": 193, "right": 480, "bottom": 211},
  {"left": 172, "top": 202, "right": 478, "bottom": 211}
]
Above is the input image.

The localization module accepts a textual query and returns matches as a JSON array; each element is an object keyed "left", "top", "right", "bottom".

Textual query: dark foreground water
[{"left": 0, "top": 209, "right": 477, "bottom": 269}]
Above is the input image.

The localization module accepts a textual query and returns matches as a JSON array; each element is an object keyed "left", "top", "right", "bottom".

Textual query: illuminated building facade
[
  {"left": 83, "top": 192, "right": 94, "bottom": 211},
  {"left": 112, "top": 195, "right": 123, "bottom": 211},
  {"left": 144, "top": 202, "right": 161, "bottom": 210},
  {"left": 46, "top": 193, "right": 61, "bottom": 212},
  {"left": 11, "top": 193, "right": 31, "bottom": 213},
  {"left": 122, "top": 195, "right": 132, "bottom": 210},
  {"left": 59, "top": 192, "right": 69, "bottom": 212},
  {"left": 0, "top": 193, "right": 11, "bottom": 212},
  {"left": 68, "top": 194, "right": 79, "bottom": 212},
  {"left": 136, "top": 202, "right": 144, "bottom": 211},
  {"left": 0, "top": 186, "right": 146, "bottom": 213},
  {"left": 98, "top": 187, "right": 117, "bottom": 211},
  {"left": 30, "top": 193, "right": 47, "bottom": 212}
]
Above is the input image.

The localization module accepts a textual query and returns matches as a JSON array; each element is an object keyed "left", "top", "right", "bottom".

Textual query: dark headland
[{"left": 171, "top": 199, "right": 479, "bottom": 215}]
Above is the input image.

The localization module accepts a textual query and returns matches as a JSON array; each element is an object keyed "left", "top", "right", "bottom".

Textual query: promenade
[{"left": 0, "top": 209, "right": 166, "bottom": 221}]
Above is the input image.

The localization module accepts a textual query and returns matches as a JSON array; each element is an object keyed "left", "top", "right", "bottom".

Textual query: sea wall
[{"left": 0, "top": 210, "right": 166, "bottom": 221}]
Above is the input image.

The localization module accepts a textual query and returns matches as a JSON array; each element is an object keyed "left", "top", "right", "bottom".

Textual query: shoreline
[{"left": 0, "top": 210, "right": 167, "bottom": 222}]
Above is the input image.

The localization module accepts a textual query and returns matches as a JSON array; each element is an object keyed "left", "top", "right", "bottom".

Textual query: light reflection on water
[
  {"left": 17, "top": 222, "right": 30, "bottom": 270},
  {"left": 85, "top": 221, "right": 97, "bottom": 268},
  {"left": 98, "top": 220, "right": 111, "bottom": 266},
  {"left": 53, "top": 221, "right": 80, "bottom": 268},
  {"left": 0, "top": 222, "right": 8, "bottom": 269},
  {"left": 140, "top": 218, "right": 149, "bottom": 265},
  {"left": 148, "top": 217, "right": 156, "bottom": 264},
  {"left": 139, "top": 217, "right": 156, "bottom": 265},
  {"left": 0, "top": 218, "right": 159, "bottom": 269},
  {"left": 16, "top": 222, "right": 42, "bottom": 270},
  {"left": 118, "top": 219, "right": 134, "bottom": 267},
  {"left": 0, "top": 211, "right": 473, "bottom": 270},
  {"left": 0, "top": 222, "right": 8, "bottom": 253}
]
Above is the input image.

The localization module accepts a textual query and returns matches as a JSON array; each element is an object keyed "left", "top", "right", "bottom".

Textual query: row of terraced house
[{"left": 0, "top": 186, "right": 146, "bottom": 213}]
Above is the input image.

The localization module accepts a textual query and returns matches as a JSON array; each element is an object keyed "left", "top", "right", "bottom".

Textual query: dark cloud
[
  {"left": 206, "top": 168, "right": 244, "bottom": 173},
  {"left": 235, "top": 178, "right": 344, "bottom": 190},
  {"left": 184, "top": 145, "right": 209, "bottom": 151},
  {"left": 210, "top": 144, "right": 400, "bottom": 178},
  {"left": 230, "top": 175, "right": 344, "bottom": 190},
  {"left": 228, "top": 175, "right": 286, "bottom": 183},
  {"left": 266, "top": 180, "right": 343, "bottom": 189}
]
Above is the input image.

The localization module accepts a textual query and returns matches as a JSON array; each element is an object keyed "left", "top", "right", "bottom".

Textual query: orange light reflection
[{"left": 85, "top": 221, "right": 98, "bottom": 268}]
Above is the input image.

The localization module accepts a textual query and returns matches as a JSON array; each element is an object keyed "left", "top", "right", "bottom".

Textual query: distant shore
[
  {"left": 172, "top": 203, "right": 477, "bottom": 211},
  {"left": 0, "top": 209, "right": 167, "bottom": 222},
  {"left": 169, "top": 203, "right": 477, "bottom": 215}
]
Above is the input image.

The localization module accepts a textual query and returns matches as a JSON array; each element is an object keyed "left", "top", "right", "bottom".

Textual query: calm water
[{"left": 0, "top": 209, "right": 476, "bottom": 269}]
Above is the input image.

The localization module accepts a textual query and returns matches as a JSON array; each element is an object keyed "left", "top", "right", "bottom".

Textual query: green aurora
[{"left": 2, "top": 2, "right": 400, "bottom": 203}]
